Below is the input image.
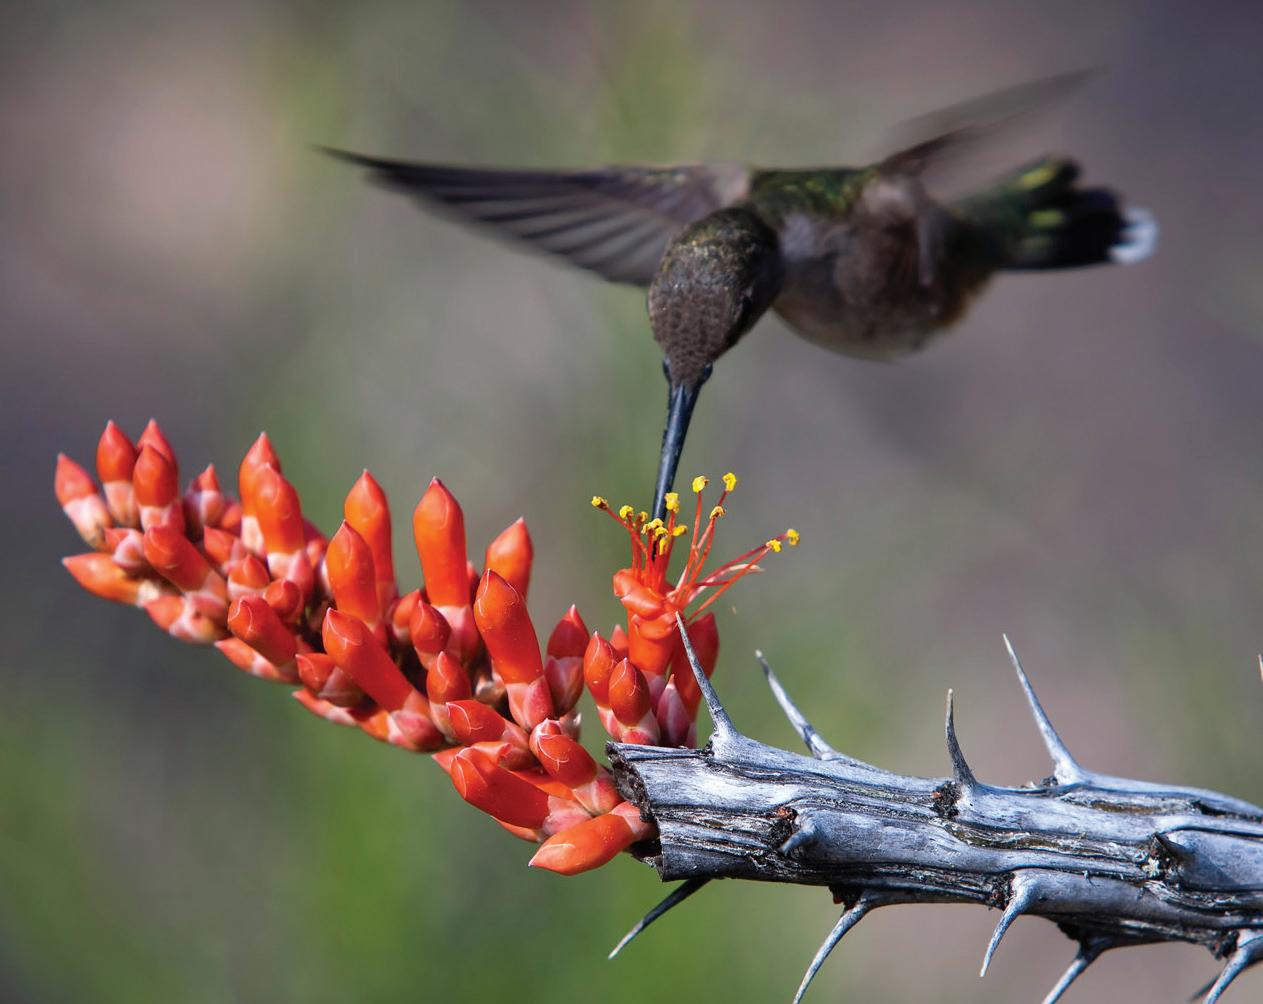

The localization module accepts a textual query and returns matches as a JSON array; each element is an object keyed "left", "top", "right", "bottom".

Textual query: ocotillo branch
[{"left": 607, "top": 616, "right": 1263, "bottom": 1003}]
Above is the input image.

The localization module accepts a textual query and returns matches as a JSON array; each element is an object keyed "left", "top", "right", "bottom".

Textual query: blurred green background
[{"left": 4, "top": 1, "right": 1263, "bottom": 1001}]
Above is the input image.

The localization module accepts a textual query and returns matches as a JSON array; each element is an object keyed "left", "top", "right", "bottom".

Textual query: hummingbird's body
[{"left": 331, "top": 79, "right": 1156, "bottom": 514}]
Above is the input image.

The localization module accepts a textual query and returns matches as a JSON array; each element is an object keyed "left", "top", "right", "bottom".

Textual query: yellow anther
[
  {"left": 657, "top": 536, "right": 670, "bottom": 555},
  {"left": 664, "top": 492, "right": 680, "bottom": 513},
  {"left": 786, "top": 528, "right": 800, "bottom": 547},
  {"left": 765, "top": 538, "right": 783, "bottom": 553},
  {"left": 672, "top": 524, "right": 688, "bottom": 537},
  {"left": 722, "top": 472, "right": 738, "bottom": 491},
  {"left": 709, "top": 505, "right": 726, "bottom": 520},
  {"left": 691, "top": 475, "right": 709, "bottom": 493},
  {"left": 618, "top": 504, "right": 635, "bottom": 521},
  {"left": 591, "top": 495, "right": 608, "bottom": 509},
  {"left": 638, "top": 511, "right": 649, "bottom": 524},
  {"left": 645, "top": 517, "right": 664, "bottom": 532}
]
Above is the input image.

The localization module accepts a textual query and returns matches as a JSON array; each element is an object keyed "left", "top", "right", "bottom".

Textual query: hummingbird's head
[{"left": 648, "top": 207, "right": 782, "bottom": 388}]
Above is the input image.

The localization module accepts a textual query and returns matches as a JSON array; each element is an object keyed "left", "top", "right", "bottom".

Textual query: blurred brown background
[{"left": 4, "top": 1, "right": 1263, "bottom": 1001}]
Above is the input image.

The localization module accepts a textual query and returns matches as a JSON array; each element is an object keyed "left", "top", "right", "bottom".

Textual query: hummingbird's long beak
[{"left": 652, "top": 364, "right": 711, "bottom": 520}]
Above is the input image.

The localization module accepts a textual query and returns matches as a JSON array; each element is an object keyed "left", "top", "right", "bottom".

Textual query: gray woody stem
[{"left": 606, "top": 616, "right": 1263, "bottom": 1003}]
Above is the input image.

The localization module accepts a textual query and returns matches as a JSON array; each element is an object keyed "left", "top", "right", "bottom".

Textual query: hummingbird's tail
[{"left": 955, "top": 157, "right": 1157, "bottom": 270}]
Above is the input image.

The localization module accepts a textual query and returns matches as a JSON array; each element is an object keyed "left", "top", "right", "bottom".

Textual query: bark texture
[{"left": 607, "top": 629, "right": 1263, "bottom": 1002}]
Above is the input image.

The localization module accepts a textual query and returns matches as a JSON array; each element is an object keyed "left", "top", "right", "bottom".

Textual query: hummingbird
[{"left": 328, "top": 76, "right": 1155, "bottom": 518}]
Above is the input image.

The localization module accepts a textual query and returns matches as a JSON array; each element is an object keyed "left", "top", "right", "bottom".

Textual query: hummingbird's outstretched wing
[{"left": 325, "top": 150, "right": 749, "bottom": 287}]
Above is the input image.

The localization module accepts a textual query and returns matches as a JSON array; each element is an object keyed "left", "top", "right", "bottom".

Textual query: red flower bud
[
  {"left": 344, "top": 470, "right": 395, "bottom": 607},
  {"left": 484, "top": 517, "right": 533, "bottom": 599},
  {"left": 450, "top": 746, "right": 550, "bottom": 829},
  {"left": 547, "top": 605, "right": 589, "bottom": 659},
  {"left": 326, "top": 521, "right": 378, "bottom": 625},
  {"left": 228, "top": 595, "right": 297, "bottom": 667},
  {"left": 322, "top": 608, "right": 412, "bottom": 712},
  {"left": 412, "top": 478, "right": 468, "bottom": 607}
]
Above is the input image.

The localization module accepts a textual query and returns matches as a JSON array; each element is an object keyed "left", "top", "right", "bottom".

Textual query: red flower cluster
[{"left": 56, "top": 421, "right": 794, "bottom": 876}]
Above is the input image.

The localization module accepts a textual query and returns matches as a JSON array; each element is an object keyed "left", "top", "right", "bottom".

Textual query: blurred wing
[
  {"left": 877, "top": 71, "right": 1095, "bottom": 286},
  {"left": 326, "top": 150, "right": 750, "bottom": 286},
  {"left": 879, "top": 70, "right": 1094, "bottom": 181}
]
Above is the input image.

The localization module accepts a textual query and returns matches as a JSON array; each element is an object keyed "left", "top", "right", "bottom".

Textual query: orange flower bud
[
  {"left": 412, "top": 478, "right": 468, "bottom": 607},
  {"left": 56, "top": 454, "right": 111, "bottom": 548},
  {"left": 96, "top": 421, "right": 138, "bottom": 527},
  {"left": 583, "top": 633, "right": 615, "bottom": 706},
  {"left": 133, "top": 445, "right": 183, "bottom": 532},
  {"left": 446, "top": 700, "right": 532, "bottom": 768},
  {"left": 388, "top": 589, "right": 420, "bottom": 646},
  {"left": 142, "top": 525, "right": 219, "bottom": 596},
  {"left": 533, "top": 731, "right": 596, "bottom": 789},
  {"left": 103, "top": 527, "right": 147, "bottom": 574},
  {"left": 136, "top": 419, "right": 176, "bottom": 467},
  {"left": 228, "top": 595, "right": 297, "bottom": 668},
  {"left": 344, "top": 471, "right": 395, "bottom": 607},
  {"left": 237, "top": 433, "right": 280, "bottom": 555},
  {"left": 144, "top": 595, "right": 225, "bottom": 643},
  {"left": 238, "top": 433, "right": 280, "bottom": 512},
  {"left": 610, "top": 658, "right": 660, "bottom": 745},
  {"left": 295, "top": 652, "right": 364, "bottom": 706},
  {"left": 322, "top": 608, "right": 412, "bottom": 712},
  {"left": 484, "top": 517, "right": 533, "bottom": 599},
  {"left": 450, "top": 746, "right": 550, "bottom": 829},
  {"left": 200, "top": 526, "right": 244, "bottom": 570},
  {"left": 96, "top": 421, "right": 137, "bottom": 483},
  {"left": 227, "top": 554, "right": 269, "bottom": 600},
  {"left": 547, "top": 605, "right": 589, "bottom": 659},
  {"left": 610, "top": 658, "right": 651, "bottom": 723},
  {"left": 62, "top": 553, "right": 147, "bottom": 605},
  {"left": 609, "top": 624, "right": 630, "bottom": 661},
  {"left": 426, "top": 651, "right": 471, "bottom": 705},
  {"left": 254, "top": 465, "right": 305, "bottom": 555},
  {"left": 409, "top": 599, "right": 451, "bottom": 659},
  {"left": 215, "top": 637, "right": 297, "bottom": 683},
  {"left": 326, "top": 522, "right": 378, "bottom": 625},
  {"left": 529, "top": 803, "right": 652, "bottom": 876},
  {"left": 473, "top": 571, "right": 543, "bottom": 686},
  {"left": 475, "top": 570, "right": 552, "bottom": 729},
  {"left": 545, "top": 655, "right": 584, "bottom": 715},
  {"left": 217, "top": 501, "right": 242, "bottom": 535},
  {"left": 262, "top": 579, "right": 304, "bottom": 622},
  {"left": 183, "top": 464, "right": 224, "bottom": 533}
]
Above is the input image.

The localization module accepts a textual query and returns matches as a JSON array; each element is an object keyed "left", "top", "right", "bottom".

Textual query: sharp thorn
[
  {"left": 607, "top": 878, "right": 709, "bottom": 960},
  {"left": 1042, "top": 937, "right": 1111, "bottom": 1004},
  {"left": 791, "top": 894, "right": 879, "bottom": 1004},
  {"left": 980, "top": 871, "right": 1040, "bottom": 978},
  {"left": 1003, "top": 634, "right": 1087, "bottom": 784},
  {"left": 945, "top": 689, "right": 977, "bottom": 788},
  {"left": 1204, "top": 929, "right": 1263, "bottom": 1004},
  {"left": 677, "top": 613, "right": 737, "bottom": 741},
  {"left": 757, "top": 649, "right": 839, "bottom": 759},
  {"left": 780, "top": 815, "right": 820, "bottom": 857},
  {"left": 1189, "top": 976, "right": 1217, "bottom": 1002}
]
